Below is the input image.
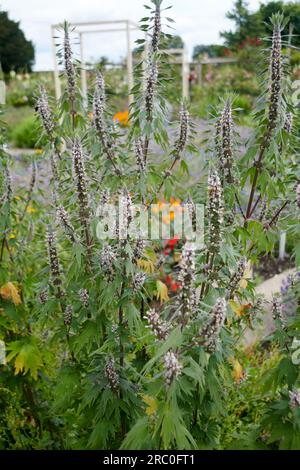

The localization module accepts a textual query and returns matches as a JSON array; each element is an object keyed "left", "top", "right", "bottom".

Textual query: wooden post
[
  {"left": 51, "top": 26, "right": 61, "bottom": 100},
  {"left": 126, "top": 21, "right": 134, "bottom": 106},
  {"left": 279, "top": 231, "right": 286, "bottom": 260},
  {"left": 182, "top": 47, "right": 189, "bottom": 100},
  {"left": 79, "top": 32, "right": 88, "bottom": 107},
  {"left": 197, "top": 62, "right": 202, "bottom": 87}
]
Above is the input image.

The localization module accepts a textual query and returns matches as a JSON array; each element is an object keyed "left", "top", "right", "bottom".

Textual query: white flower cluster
[
  {"left": 199, "top": 298, "right": 226, "bottom": 353},
  {"left": 177, "top": 243, "right": 197, "bottom": 327},
  {"left": 145, "top": 308, "right": 169, "bottom": 341},
  {"left": 163, "top": 351, "right": 182, "bottom": 386}
]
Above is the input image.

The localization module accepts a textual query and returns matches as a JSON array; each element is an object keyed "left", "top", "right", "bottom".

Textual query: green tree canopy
[
  {"left": 221, "top": 0, "right": 300, "bottom": 50},
  {"left": 0, "top": 10, "right": 35, "bottom": 73}
]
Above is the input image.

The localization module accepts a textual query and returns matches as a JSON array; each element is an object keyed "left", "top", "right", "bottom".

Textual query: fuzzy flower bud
[
  {"left": 100, "top": 244, "right": 116, "bottom": 279},
  {"left": 145, "top": 308, "right": 169, "bottom": 341},
  {"left": 145, "top": 60, "right": 158, "bottom": 121},
  {"left": 105, "top": 356, "right": 119, "bottom": 393},
  {"left": 177, "top": 243, "right": 197, "bottom": 327},
  {"left": 133, "top": 237, "right": 145, "bottom": 261},
  {"left": 72, "top": 138, "right": 90, "bottom": 228},
  {"left": 119, "top": 189, "right": 134, "bottom": 239},
  {"left": 289, "top": 389, "right": 300, "bottom": 409},
  {"left": 56, "top": 205, "right": 76, "bottom": 242},
  {"left": 134, "top": 138, "right": 146, "bottom": 174},
  {"left": 133, "top": 272, "right": 146, "bottom": 293},
  {"left": 284, "top": 111, "right": 293, "bottom": 134},
  {"left": 36, "top": 85, "right": 54, "bottom": 137},
  {"left": 219, "top": 99, "right": 235, "bottom": 183},
  {"left": 151, "top": 2, "right": 161, "bottom": 54},
  {"left": 267, "top": 18, "right": 282, "bottom": 137},
  {"left": 163, "top": 351, "right": 182, "bottom": 386},
  {"left": 174, "top": 104, "right": 189, "bottom": 155},
  {"left": 226, "top": 257, "right": 247, "bottom": 299},
  {"left": 198, "top": 298, "right": 226, "bottom": 353},
  {"left": 64, "top": 305, "right": 73, "bottom": 328},
  {"left": 46, "top": 228, "right": 63, "bottom": 294},
  {"left": 63, "top": 24, "right": 76, "bottom": 103},
  {"left": 39, "top": 289, "right": 49, "bottom": 305},
  {"left": 296, "top": 183, "right": 300, "bottom": 209},
  {"left": 272, "top": 294, "right": 285, "bottom": 326},
  {"left": 79, "top": 288, "right": 89, "bottom": 307},
  {"left": 207, "top": 170, "right": 224, "bottom": 254}
]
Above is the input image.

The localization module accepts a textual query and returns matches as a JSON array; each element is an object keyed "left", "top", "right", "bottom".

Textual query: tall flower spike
[
  {"left": 56, "top": 205, "right": 76, "bottom": 242},
  {"left": 133, "top": 272, "right": 146, "bottom": 293},
  {"left": 4, "top": 165, "right": 12, "bottom": 203},
  {"left": 72, "top": 138, "right": 90, "bottom": 229},
  {"left": 64, "top": 305, "right": 73, "bottom": 328},
  {"left": 36, "top": 85, "right": 54, "bottom": 138},
  {"left": 266, "top": 16, "right": 283, "bottom": 138},
  {"left": 207, "top": 170, "right": 224, "bottom": 254},
  {"left": 46, "top": 228, "right": 64, "bottom": 295},
  {"left": 272, "top": 294, "right": 285, "bottom": 326},
  {"left": 145, "top": 308, "right": 169, "bottom": 341},
  {"left": 296, "top": 183, "right": 300, "bottom": 209},
  {"left": 79, "top": 288, "right": 89, "bottom": 307},
  {"left": 163, "top": 351, "right": 182, "bottom": 386},
  {"left": 93, "top": 72, "right": 107, "bottom": 144},
  {"left": 134, "top": 138, "right": 146, "bottom": 175},
  {"left": 284, "top": 111, "right": 293, "bottom": 134},
  {"left": 219, "top": 99, "right": 234, "bottom": 183},
  {"left": 63, "top": 23, "right": 76, "bottom": 104},
  {"left": 198, "top": 298, "right": 226, "bottom": 353},
  {"left": 119, "top": 189, "right": 134, "bottom": 239},
  {"left": 151, "top": 1, "right": 161, "bottom": 54},
  {"left": 105, "top": 356, "right": 119, "bottom": 393},
  {"left": 174, "top": 104, "right": 189, "bottom": 156},
  {"left": 145, "top": 60, "right": 158, "bottom": 122},
  {"left": 177, "top": 243, "right": 197, "bottom": 327},
  {"left": 226, "top": 257, "right": 247, "bottom": 299},
  {"left": 100, "top": 244, "right": 116, "bottom": 280}
]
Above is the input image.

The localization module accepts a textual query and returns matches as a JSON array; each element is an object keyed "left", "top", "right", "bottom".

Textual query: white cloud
[{"left": 0, "top": 0, "right": 287, "bottom": 70}]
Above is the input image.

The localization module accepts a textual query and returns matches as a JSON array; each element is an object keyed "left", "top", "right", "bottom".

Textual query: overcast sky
[{"left": 0, "top": 0, "right": 286, "bottom": 70}]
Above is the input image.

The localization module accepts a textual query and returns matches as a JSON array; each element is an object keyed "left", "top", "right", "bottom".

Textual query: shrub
[
  {"left": 10, "top": 115, "right": 45, "bottom": 148},
  {"left": 0, "top": 2, "right": 299, "bottom": 450}
]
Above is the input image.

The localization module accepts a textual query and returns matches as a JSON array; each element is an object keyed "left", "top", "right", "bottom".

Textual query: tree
[
  {"left": 221, "top": 1, "right": 300, "bottom": 50},
  {"left": 192, "top": 44, "right": 229, "bottom": 60},
  {"left": 0, "top": 10, "right": 35, "bottom": 73}
]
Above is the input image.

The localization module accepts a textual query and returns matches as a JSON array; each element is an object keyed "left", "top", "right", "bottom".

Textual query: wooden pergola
[
  {"left": 51, "top": 19, "right": 140, "bottom": 105},
  {"left": 51, "top": 20, "right": 191, "bottom": 105}
]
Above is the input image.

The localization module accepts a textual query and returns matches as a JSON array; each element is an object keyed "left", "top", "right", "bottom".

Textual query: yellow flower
[
  {"left": 0, "top": 282, "right": 22, "bottom": 305},
  {"left": 231, "top": 358, "right": 245, "bottom": 384},
  {"left": 229, "top": 300, "right": 252, "bottom": 317},
  {"left": 156, "top": 280, "right": 169, "bottom": 303},
  {"left": 9, "top": 231, "right": 16, "bottom": 239},
  {"left": 142, "top": 395, "right": 158, "bottom": 416},
  {"left": 35, "top": 148, "right": 43, "bottom": 155},
  {"left": 26, "top": 205, "right": 37, "bottom": 214}
]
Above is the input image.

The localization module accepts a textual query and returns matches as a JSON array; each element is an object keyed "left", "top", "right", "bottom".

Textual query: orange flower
[
  {"left": 0, "top": 282, "right": 22, "bottom": 305},
  {"left": 113, "top": 110, "right": 130, "bottom": 127}
]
